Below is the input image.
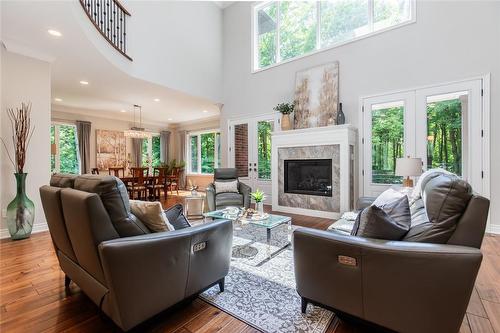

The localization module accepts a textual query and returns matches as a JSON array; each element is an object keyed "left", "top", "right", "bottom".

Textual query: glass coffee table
[{"left": 203, "top": 209, "right": 292, "bottom": 265}]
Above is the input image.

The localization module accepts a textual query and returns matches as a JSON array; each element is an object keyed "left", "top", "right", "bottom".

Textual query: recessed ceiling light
[
  {"left": 202, "top": 110, "right": 208, "bottom": 113},
  {"left": 54, "top": 98, "right": 63, "bottom": 102},
  {"left": 120, "top": 109, "right": 127, "bottom": 113},
  {"left": 167, "top": 118, "right": 173, "bottom": 121},
  {"left": 79, "top": 80, "right": 89, "bottom": 85},
  {"left": 154, "top": 98, "right": 160, "bottom": 102},
  {"left": 48, "top": 29, "right": 62, "bottom": 37}
]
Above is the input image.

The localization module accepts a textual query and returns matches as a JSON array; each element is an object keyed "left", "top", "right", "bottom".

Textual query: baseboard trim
[
  {"left": 487, "top": 224, "right": 500, "bottom": 235},
  {"left": 0, "top": 223, "right": 48, "bottom": 239}
]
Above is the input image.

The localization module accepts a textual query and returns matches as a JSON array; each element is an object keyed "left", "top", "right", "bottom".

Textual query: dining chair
[
  {"left": 150, "top": 167, "right": 168, "bottom": 200},
  {"left": 91, "top": 168, "right": 99, "bottom": 175},
  {"left": 129, "top": 167, "right": 149, "bottom": 200},
  {"left": 167, "top": 167, "right": 182, "bottom": 195},
  {"left": 108, "top": 167, "right": 125, "bottom": 178}
]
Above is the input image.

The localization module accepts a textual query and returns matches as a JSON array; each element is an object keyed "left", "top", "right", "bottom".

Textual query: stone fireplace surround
[{"left": 271, "top": 125, "right": 357, "bottom": 219}]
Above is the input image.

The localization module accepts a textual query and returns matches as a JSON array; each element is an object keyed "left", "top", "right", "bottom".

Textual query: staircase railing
[{"left": 79, "top": 0, "right": 132, "bottom": 61}]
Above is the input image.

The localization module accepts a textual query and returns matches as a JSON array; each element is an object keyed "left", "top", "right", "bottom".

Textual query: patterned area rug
[{"left": 200, "top": 224, "right": 336, "bottom": 333}]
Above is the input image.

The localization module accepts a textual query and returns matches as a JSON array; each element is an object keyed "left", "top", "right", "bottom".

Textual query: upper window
[
  {"left": 187, "top": 130, "right": 221, "bottom": 174},
  {"left": 254, "top": 0, "right": 414, "bottom": 70}
]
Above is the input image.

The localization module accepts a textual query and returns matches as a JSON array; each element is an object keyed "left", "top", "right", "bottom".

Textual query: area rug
[{"left": 200, "top": 224, "right": 336, "bottom": 333}]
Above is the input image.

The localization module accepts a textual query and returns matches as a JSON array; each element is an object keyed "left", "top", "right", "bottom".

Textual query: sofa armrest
[
  {"left": 293, "top": 228, "right": 482, "bottom": 333},
  {"left": 206, "top": 183, "right": 216, "bottom": 211},
  {"left": 98, "top": 219, "right": 232, "bottom": 331},
  {"left": 238, "top": 181, "right": 252, "bottom": 208}
]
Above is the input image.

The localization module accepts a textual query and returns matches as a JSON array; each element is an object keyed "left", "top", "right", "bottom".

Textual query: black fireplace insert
[{"left": 284, "top": 159, "right": 332, "bottom": 197}]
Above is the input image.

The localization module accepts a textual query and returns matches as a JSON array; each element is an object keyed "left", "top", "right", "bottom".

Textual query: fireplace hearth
[{"left": 284, "top": 159, "right": 332, "bottom": 197}]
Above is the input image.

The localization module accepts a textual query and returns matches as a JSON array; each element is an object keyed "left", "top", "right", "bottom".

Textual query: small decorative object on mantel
[
  {"left": 273, "top": 102, "right": 295, "bottom": 131},
  {"left": 251, "top": 189, "right": 266, "bottom": 214},
  {"left": 1, "top": 102, "right": 35, "bottom": 240},
  {"left": 294, "top": 61, "right": 339, "bottom": 129},
  {"left": 395, "top": 156, "right": 423, "bottom": 187},
  {"left": 336, "top": 102, "right": 345, "bottom": 125}
]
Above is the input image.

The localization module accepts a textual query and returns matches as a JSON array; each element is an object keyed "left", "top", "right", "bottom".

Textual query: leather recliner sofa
[
  {"left": 40, "top": 174, "right": 233, "bottom": 331},
  {"left": 293, "top": 172, "right": 490, "bottom": 333},
  {"left": 206, "top": 168, "right": 251, "bottom": 211}
]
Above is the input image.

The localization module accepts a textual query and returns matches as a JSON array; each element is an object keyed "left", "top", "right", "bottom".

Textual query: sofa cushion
[
  {"left": 164, "top": 204, "right": 191, "bottom": 230},
  {"left": 129, "top": 200, "right": 174, "bottom": 232},
  {"left": 216, "top": 192, "right": 244, "bottom": 208},
  {"left": 352, "top": 195, "right": 411, "bottom": 240},
  {"left": 74, "top": 175, "right": 150, "bottom": 237},
  {"left": 403, "top": 173, "right": 472, "bottom": 243},
  {"left": 50, "top": 173, "right": 77, "bottom": 188},
  {"left": 215, "top": 180, "right": 239, "bottom": 194}
]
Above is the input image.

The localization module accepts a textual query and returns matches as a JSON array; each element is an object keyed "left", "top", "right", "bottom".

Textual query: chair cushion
[
  {"left": 352, "top": 195, "right": 411, "bottom": 240},
  {"left": 164, "top": 204, "right": 191, "bottom": 230},
  {"left": 215, "top": 180, "right": 239, "bottom": 194},
  {"left": 50, "top": 173, "right": 77, "bottom": 188},
  {"left": 403, "top": 173, "right": 472, "bottom": 243},
  {"left": 216, "top": 192, "right": 244, "bottom": 208},
  {"left": 129, "top": 200, "right": 174, "bottom": 232},
  {"left": 74, "top": 175, "right": 150, "bottom": 237}
]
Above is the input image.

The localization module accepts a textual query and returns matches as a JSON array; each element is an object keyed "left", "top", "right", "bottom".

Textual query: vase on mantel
[
  {"left": 281, "top": 114, "right": 293, "bottom": 131},
  {"left": 6, "top": 173, "right": 35, "bottom": 240}
]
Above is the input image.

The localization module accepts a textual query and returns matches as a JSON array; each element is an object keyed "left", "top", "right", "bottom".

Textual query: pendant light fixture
[{"left": 124, "top": 104, "right": 152, "bottom": 139}]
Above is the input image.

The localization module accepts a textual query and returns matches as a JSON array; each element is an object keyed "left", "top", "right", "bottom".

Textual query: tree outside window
[
  {"left": 50, "top": 123, "right": 79, "bottom": 174},
  {"left": 188, "top": 130, "right": 220, "bottom": 174}
]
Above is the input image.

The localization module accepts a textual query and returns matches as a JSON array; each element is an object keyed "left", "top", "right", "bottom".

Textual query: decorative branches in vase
[{"left": 1, "top": 103, "right": 35, "bottom": 240}]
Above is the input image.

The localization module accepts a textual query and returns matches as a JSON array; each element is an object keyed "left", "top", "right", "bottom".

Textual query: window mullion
[
  {"left": 214, "top": 133, "right": 219, "bottom": 169},
  {"left": 197, "top": 135, "right": 202, "bottom": 174}
]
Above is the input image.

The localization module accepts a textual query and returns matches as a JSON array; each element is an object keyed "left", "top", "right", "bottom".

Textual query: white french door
[
  {"left": 362, "top": 78, "right": 486, "bottom": 197},
  {"left": 228, "top": 114, "right": 279, "bottom": 204}
]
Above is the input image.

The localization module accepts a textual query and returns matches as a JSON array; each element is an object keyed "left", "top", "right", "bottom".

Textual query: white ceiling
[
  {"left": 213, "top": 1, "right": 235, "bottom": 9},
  {"left": 1, "top": 1, "right": 221, "bottom": 126}
]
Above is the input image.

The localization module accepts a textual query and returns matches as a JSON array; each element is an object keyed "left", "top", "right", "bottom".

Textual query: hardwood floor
[{"left": 1, "top": 194, "right": 499, "bottom": 333}]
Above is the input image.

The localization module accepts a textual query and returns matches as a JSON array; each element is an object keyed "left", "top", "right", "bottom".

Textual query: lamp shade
[{"left": 395, "top": 157, "right": 422, "bottom": 177}]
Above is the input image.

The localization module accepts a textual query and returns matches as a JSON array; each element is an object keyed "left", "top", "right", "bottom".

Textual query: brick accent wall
[{"left": 234, "top": 124, "right": 248, "bottom": 177}]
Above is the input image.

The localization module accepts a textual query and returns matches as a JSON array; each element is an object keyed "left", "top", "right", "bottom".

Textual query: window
[
  {"left": 50, "top": 123, "right": 80, "bottom": 174},
  {"left": 187, "top": 130, "right": 220, "bottom": 174},
  {"left": 254, "top": 0, "right": 414, "bottom": 70},
  {"left": 257, "top": 120, "right": 273, "bottom": 180},
  {"left": 141, "top": 135, "right": 161, "bottom": 167}
]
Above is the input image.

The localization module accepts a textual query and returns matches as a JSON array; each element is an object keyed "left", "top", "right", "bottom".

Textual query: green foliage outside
[
  {"left": 201, "top": 133, "right": 215, "bottom": 174},
  {"left": 152, "top": 136, "right": 161, "bottom": 166},
  {"left": 427, "top": 99, "right": 462, "bottom": 175},
  {"left": 50, "top": 125, "right": 55, "bottom": 172},
  {"left": 55, "top": 124, "right": 79, "bottom": 174},
  {"left": 190, "top": 136, "right": 198, "bottom": 173},
  {"left": 257, "top": 0, "right": 405, "bottom": 69},
  {"left": 371, "top": 106, "right": 404, "bottom": 184},
  {"left": 258, "top": 121, "right": 272, "bottom": 180},
  {"left": 141, "top": 138, "right": 149, "bottom": 166}
]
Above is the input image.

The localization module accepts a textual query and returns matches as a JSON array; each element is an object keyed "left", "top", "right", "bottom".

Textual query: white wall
[
  {"left": 75, "top": 1, "right": 223, "bottom": 102},
  {"left": 52, "top": 109, "right": 171, "bottom": 169},
  {"left": 221, "top": 1, "right": 500, "bottom": 232},
  {"left": 1, "top": 48, "right": 51, "bottom": 236}
]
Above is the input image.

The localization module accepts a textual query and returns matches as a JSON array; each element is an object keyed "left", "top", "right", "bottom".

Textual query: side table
[{"left": 184, "top": 194, "right": 205, "bottom": 218}]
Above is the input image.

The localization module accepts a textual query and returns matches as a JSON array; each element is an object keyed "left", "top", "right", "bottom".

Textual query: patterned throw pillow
[
  {"left": 215, "top": 180, "right": 239, "bottom": 194},
  {"left": 129, "top": 200, "right": 175, "bottom": 232}
]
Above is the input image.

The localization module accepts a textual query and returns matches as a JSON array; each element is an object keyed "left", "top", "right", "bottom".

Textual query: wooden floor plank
[{"left": 0, "top": 194, "right": 498, "bottom": 333}]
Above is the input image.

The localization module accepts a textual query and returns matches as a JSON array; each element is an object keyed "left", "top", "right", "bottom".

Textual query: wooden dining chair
[
  {"left": 167, "top": 167, "right": 182, "bottom": 195},
  {"left": 91, "top": 168, "right": 99, "bottom": 175},
  {"left": 108, "top": 167, "right": 125, "bottom": 178},
  {"left": 129, "top": 167, "right": 149, "bottom": 200},
  {"left": 150, "top": 167, "right": 168, "bottom": 200}
]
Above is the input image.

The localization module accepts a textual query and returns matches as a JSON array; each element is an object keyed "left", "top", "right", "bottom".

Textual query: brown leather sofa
[
  {"left": 294, "top": 173, "right": 490, "bottom": 333},
  {"left": 40, "top": 174, "right": 233, "bottom": 331}
]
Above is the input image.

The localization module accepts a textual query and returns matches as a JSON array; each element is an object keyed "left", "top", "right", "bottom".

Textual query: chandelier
[{"left": 124, "top": 104, "right": 152, "bottom": 139}]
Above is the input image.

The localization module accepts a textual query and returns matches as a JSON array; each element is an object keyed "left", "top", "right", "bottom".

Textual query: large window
[
  {"left": 50, "top": 123, "right": 80, "bottom": 174},
  {"left": 141, "top": 135, "right": 161, "bottom": 167},
  {"left": 254, "top": 0, "right": 414, "bottom": 70},
  {"left": 187, "top": 130, "right": 220, "bottom": 174}
]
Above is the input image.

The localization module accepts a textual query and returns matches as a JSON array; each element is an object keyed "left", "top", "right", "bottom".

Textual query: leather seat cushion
[
  {"left": 50, "top": 173, "right": 77, "bottom": 188},
  {"left": 216, "top": 192, "right": 243, "bottom": 208},
  {"left": 74, "top": 175, "right": 150, "bottom": 237},
  {"left": 403, "top": 174, "right": 472, "bottom": 243}
]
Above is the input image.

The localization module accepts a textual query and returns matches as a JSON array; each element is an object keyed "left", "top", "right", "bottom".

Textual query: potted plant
[
  {"left": 1, "top": 103, "right": 35, "bottom": 240},
  {"left": 251, "top": 189, "right": 266, "bottom": 214},
  {"left": 273, "top": 102, "right": 295, "bottom": 131}
]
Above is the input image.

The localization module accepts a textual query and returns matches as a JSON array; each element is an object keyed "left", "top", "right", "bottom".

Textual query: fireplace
[{"left": 284, "top": 159, "right": 332, "bottom": 197}]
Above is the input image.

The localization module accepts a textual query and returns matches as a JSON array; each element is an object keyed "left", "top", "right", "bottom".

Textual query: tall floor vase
[{"left": 6, "top": 173, "right": 35, "bottom": 240}]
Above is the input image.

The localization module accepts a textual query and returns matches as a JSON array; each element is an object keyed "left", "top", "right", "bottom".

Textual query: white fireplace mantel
[{"left": 271, "top": 124, "right": 358, "bottom": 219}]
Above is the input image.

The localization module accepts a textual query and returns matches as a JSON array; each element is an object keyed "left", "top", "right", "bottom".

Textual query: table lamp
[{"left": 395, "top": 156, "right": 422, "bottom": 187}]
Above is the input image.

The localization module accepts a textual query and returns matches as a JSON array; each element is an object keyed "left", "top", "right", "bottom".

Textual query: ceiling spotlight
[
  {"left": 79, "top": 80, "right": 89, "bottom": 85},
  {"left": 167, "top": 118, "right": 173, "bottom": 121},
  {"left": 48, "top": 29, "right": 62, "bottom": 37},
  {"left": 154, "top": 98, "right": 160, "bottom": 102},
  {"left": 54, "top": 98, "right": 63, "bottom": 102},
  {"left": 202, "top": 110, "right": 208, "bottom": 113},
  {"left": 120, "top": 109, "right": 127, "bottom": 113}
]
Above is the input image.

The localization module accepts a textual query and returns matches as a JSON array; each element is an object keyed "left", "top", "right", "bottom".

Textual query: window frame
[
  {"left": 51, "top": 121, "right": 81, "bottom": 174},
  {"left": 251, "top": 0, "right": 416, "bottom": 73},
  {"left": 141, "top": 133, "right": 161, "bottom": 167},
  {"left": 186, "top": 129, "right": 221, "bottom": 175}
]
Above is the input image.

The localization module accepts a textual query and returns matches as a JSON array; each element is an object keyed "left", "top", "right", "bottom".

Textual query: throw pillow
[
  {"left": 129, "top": 200, "right": 175, "bottom": 232},
  {"left": 215, "top": 180, "right": 239, "bottom": 194},
  {"left": 372, "top": 188, "right": 405, "bottom": 207},
  {"left": 351, "top": 195, "right": 411, "bottom": 240}
]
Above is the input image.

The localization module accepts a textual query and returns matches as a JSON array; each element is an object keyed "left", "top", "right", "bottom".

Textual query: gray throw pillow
[
  {"left": 215, "top": 180, "right": 239, "bottom": 194},
  {"left": 351, "top": 195, "right": 411, "bottom": 240}
]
